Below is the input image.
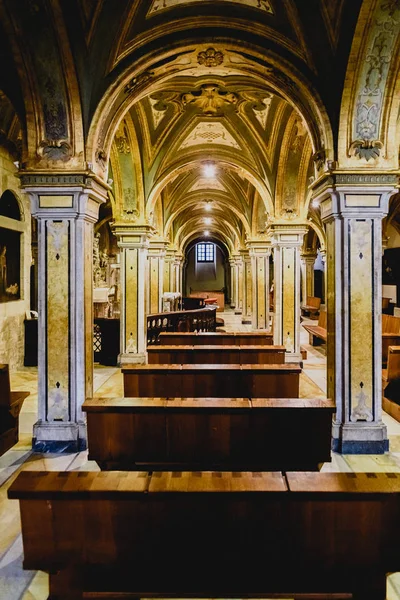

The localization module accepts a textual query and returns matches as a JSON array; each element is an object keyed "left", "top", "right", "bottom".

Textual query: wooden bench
[
  {"left": 83, "top": 397, "right": 334, "bottom": 471},
  {"left": 190, "top": 289, "right": 225, "bottom": 312},
  {"left": 122, "top": 363, "right": 301, "bottom": 398},
  {"left": 147, "top": 344, "right": 286, "bottom": 364},
  {"left": 382, "top": 314, "right": 400, "bottom": 366},
  {"left": 9, "top": 470, "right": 400, "bottom": 599},
  {"left": 158, "top": 331, "right": 274, "bottom": 345},
  {"left": 382, "top": 346, "right": 400, "bottom": 422},
  {"left": 0, "top": 364, "right": 29, "bottom": 457},
  {"left": 301, "top": 295, "right": 321, "bottom": 319},
  {"left": 302, "top": 310, "right": 327, "bottom": 345}
]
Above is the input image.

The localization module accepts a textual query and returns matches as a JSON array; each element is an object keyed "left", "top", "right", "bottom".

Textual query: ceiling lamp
[
  {"left": 203, "top": 162, "right": 216, "bottom": 178},
  {"left": 204, "top": 230, "right": 210, "bottom": 236},
  {"left": 312, "top": 199, "right": 319, "bottom": 208},
  {"left": 205, "top": 200, "right": 212, "bottom": 211},
  {"left": 204, "top": 217, "right": 212, "bottom": 225}
]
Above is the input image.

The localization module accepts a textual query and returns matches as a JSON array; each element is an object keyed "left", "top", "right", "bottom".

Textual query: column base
[
  {"left": 285, "top": 351, "right": 303, "bottom": 363},
  {"left": 241, "top": 318, "right": 252, "bottom": 324},
  {"left": 119, "top": 352, "right": 147, "bottom": 365},
  {"left": 234, "top": 309, "right": 242, "bottom": 315},
  {"left": 32, "top": 420, "right": 86, "bottom": 452},
  {"left": 332, "top": 422, "right": 389, "bottom": 454}
]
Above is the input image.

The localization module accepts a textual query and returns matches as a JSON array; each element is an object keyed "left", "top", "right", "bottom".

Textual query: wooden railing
[{"left": 147, "top": 306, "right": 217, "bottom": 345}]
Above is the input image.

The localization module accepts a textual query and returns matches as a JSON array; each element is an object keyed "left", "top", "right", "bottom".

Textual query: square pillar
[
  {"left": 272, "top": 226, "right": 307, "bottom": 362},
  {"left": 113, "top": 225, "right": 152, "bottom": 365},
  {"left": 248, "top": 242, "right": 271, "bottom": 331},
  {"left": 147, "top": 239, "right": 168, "bottom": 314},
  {"left": 22, "top": 175, "right": 107, "bottom": 451},
  {"left": 241, "top": 250, "right": 252, "bottom": 324},
  {"left": 314, "top": 173, "right": 398, "bottom": 453}
]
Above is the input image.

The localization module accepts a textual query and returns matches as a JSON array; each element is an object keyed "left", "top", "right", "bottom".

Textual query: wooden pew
[
  {"left": 83, "top": 397, "right": 335, "bottom": 471},
  {"left": 382, "top": 346, "right": 400, "bottom": 422},
  {"left": 0, "top": 364, "right": 29, "bottom": 457},
  {"left": 147, "top": 344, "right": 286, "bottom": 364},
  {"left": 158, "top": 331, "right": 274, "bottom": 345},
  {"left": 382, "top": 314, "right": 400, "bottom": 366},
  {"left": 302, "top": 310, "right": 327, "bottom": 346},
  {"left": 122, "top": 363, "right": 301, "bottom": 398},
  {"left": 301, "top": 295, "right": 321, "bottom": 319},
  {"left": 9, "top": 470, "right": 400, "bottom": 599}
]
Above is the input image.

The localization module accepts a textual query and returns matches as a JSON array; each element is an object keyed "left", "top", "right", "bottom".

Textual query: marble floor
[{"left": 1, "top": 309, "right": 400, "bottom": 599}]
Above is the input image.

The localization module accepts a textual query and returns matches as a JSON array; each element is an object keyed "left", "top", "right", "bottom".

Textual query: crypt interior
[{"left": 1, "top": 0, "right": 400, "bottom": 598}]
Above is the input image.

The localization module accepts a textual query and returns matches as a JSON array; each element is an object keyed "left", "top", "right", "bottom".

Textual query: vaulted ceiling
[{"left": 0, "top": 0, "right": 379, "bottom": 254}]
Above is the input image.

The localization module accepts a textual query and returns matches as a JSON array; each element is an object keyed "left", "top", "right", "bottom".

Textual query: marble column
[
  {"left": 314, "top": 174, "right": 397, "bottom": 453},
  {"left": 248, "top": 242, "right": 271, "bottom": 330},
  {"left": 300, "top": 251, "right": 317, "bottom": 303},
  {"left": 319, "top": 249, "right": 327, "bottom": 305},
  {"left": 229, "top": 259, "right": 236, "bottom": 308},
  {"left": 22, "top": 175, "right": 107, "bottom": 451},
  {"left": 173, "top": 253, "right": 184, "bottom": 295},
  {"left": 164, "top": 250, "right": 176, "bottom": 293},
  {"left": 147, "top": 239, "right": 168, "bottom": 314},
  {"left": 241, "top": 250, "right": 252, "bottom": 324},
  {"left": 113, "top": 225, "right": 152, "bottom": 364},
  {"left": 233, "top": 255, "right": 243, "bottom": 315},
  {"left": 272, "top": 226, "right": 307, "bottom": 362}
]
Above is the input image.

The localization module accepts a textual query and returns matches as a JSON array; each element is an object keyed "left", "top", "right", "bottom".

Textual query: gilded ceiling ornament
[
  {"left": 182, "top": 84, "right": 238, "bottom": 115},
  {"left": 37, "top": 139, "right": 72, "bottom": 162},
  {"left": 115, "top": 129, "right": 131, "bottom": 154},
  {"left": 312, "top": 148, "right": 326, "bottom": 171},
  {"left": 95, "top": 148, "right": 107, "bottom": 170},
  {"left": 349, "top": 139, "right": 383, "bottom": 161},
  {"left": 124, "top": 70, "right": 154, "bottom": 94},
  {"left": 197, "top": 48, "right": 224, "bottom": 67}
]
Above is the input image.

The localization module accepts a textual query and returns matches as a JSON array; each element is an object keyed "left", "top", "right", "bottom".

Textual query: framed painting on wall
[{"left": 0, "top": 227, "right": 21, "bottom": 302}]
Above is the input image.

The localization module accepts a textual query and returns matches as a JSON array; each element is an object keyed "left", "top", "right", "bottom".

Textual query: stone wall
[{"left": 0, "top": 146, "right": 31, "bottom": 368}]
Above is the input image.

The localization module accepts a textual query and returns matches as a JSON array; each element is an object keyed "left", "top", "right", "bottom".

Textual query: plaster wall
[{"left": 0, "top": 147, "right": 31, "bottom": 368}]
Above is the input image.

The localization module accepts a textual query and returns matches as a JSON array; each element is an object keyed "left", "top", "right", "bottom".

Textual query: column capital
[
  {"left": 310, "top": 172, "right": 399, "bottom": 222},
  {"left": 20, "top": 171, "right": 108, "bottom": 222},
  {"left": 246, "top": 240, "right": 272, "bottom": 257},
  {"left": 112, "top": 224, "right": 153, "bottom": 248},
  {"left": 300, "top": 250, "right": 318, "bottom": 262},
  {"left": 270, "top": 225, "right": 308, "bottom": 247},
  {"left": 147, "top": 237, "right": 169, "bottom": 256}
]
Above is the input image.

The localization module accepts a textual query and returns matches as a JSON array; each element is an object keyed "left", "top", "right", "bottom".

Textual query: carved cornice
[{"left": 310, "top": 173, "right": 400, "bottom": 199}]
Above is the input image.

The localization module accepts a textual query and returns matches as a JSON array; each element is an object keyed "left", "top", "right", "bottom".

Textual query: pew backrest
[
  {"left": 158, "top": 331, "right": 274, "bottom": 346},
  {"left": 122, "top": 363, "right": 301, "bottom": 398},
  {"left": 147, "top": 344, "right": 286, "bottom": 364}
]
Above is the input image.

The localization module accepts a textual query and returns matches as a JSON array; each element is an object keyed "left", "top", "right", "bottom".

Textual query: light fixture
[
  {"left": 203, "top": 162, "right": 216, "bottom": 178},
  {"left": 204, "top": 230, "right": 210, "bottom": 236},
  {"left": 204, "top": 217, "right": 212, "bottom": 225},
  {"left": 312, "top": 199, "right": 319, "bottom": 208},
  {"left": 204, "top": 201, "right": 212, "bottom": 211}
]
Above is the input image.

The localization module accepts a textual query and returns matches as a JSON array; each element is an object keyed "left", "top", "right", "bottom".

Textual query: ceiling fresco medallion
[
  {"left": 148, "top": 0, "right": 273, "bottom": 15},
  {"left": 180, "top": 122, "right": 241, "bottom": 149}
]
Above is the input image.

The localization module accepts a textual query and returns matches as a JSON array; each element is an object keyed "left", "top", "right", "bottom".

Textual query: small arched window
[{"left": 0, "top": 190, "right": 21, "bottom": 220}]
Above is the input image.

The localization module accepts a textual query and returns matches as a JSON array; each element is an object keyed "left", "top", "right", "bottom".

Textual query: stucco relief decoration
[
  {"left": 115, "top": 124, "right": 131, "bottom": 154},
  {"left": 123, "top": 188, "right": 139, "bottom": 220},
  {"left": 197, "top": 48, "right": 224, "bottom": 67},
  {"left": 149, "top": 92, "right": 174, "bottom": 128},
  {"left": 38, "top": 76, "right": 71, "bottom": 161},
  {"left": 180, "top": 122, "right": 241, "bottom": 149},
  {"left": 350, "top": 0, "right": 400, "bottom": 160},
  {"left": 247, "top": 93, "right": 272, "bottom": 129},
  {"left": 125, "top": 70, "right": 154, "bottom": 94},
  {"left": 148, "top": 0, "right": 273, "bottom": 13},
  {"left": 182, "top": 84, "right": 238, "bottom": 115},
  {"left": 290, "top": 119, "right": 307, "bottom": 153}
]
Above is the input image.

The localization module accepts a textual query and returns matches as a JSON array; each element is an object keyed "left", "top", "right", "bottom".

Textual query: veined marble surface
[{"left": 1, "top": 309, "right": 400, "bottom": 599}]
